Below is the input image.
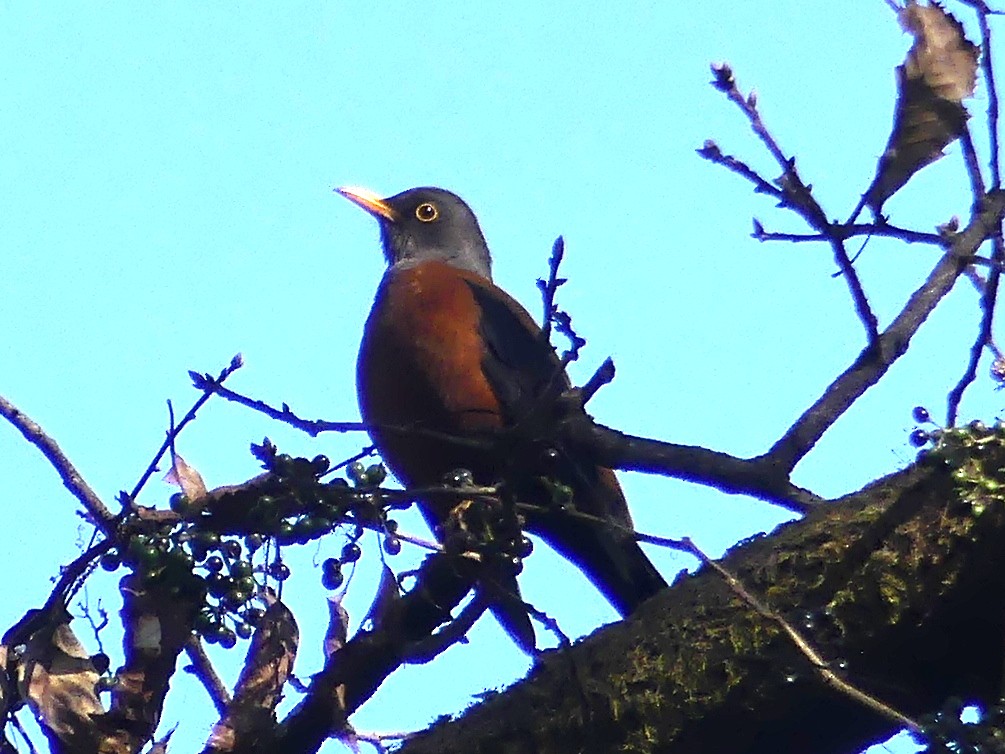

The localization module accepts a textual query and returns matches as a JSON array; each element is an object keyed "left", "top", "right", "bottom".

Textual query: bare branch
[
  {"left": 706, "top": 65, "right": 880, "bottom": 343},
  {"left": 131, "top": 354, "right": 244, "bottom": 500},
  {"left": 768, "top": 189, "right": 1005, "bottom": 473},
  {"left": 0, "top": 393, "right": 115, "bottom": 527},
  {"left": 185, "top": 636, "right": 231, "bottom": 717}
]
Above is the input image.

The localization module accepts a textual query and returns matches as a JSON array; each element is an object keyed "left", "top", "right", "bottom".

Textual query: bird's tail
[
  {"left": 481, "top": 570, "right": 536, "bottom": 653},
  {"left": 530, "top": 466, "right": 667, "bottom": 617},
  {"left": 543, "top": 512, "right": 666, "bottom": 617}
]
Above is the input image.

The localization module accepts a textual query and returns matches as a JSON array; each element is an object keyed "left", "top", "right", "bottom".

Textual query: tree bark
[{"left": 398, "top": 443, "right": 1005, "bottom": 754}]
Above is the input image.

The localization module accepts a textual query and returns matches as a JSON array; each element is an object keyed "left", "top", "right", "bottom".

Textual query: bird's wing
[{"left": 460, "top": 275, "right": 568, "bottom": 424}]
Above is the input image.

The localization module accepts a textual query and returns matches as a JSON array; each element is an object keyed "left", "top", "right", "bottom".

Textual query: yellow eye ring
[{"left": 415, "top": 202, "right": 439, "bottom": 222}]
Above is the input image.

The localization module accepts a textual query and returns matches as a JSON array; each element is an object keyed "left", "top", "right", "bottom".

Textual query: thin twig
[
  {"left": 131, "top": 354, "right": 244, "bottom": 500},
  {"left": 401, "top": 593, "right": 490, "bottom": 664},
  {"left": 681, "top": 537, "right": 922, "bottom": 734},
  {"left": 767, "top": 190, "right": 1005, "bottom": 473},
  {"left": 697, "top": 142, "right": 784, "bottom": 199},
  {"left": 525, "top": 601, "right": 571, "bottom": 647},
  {"left": 184, "top": 636, "right": 232, "bottom": 715},
  {"left": 964, "top": 268, "right": 1005, "bottom": 360},
  {"left": 579, "top": 358, "right": 616, "bottom": 406},
  {"left": 78, "top": 592, "right": 109, "bottom": 657},
  {"left": 0, "top": 393, "right": 115, "bottom": 527},
  {"left": 707, "top": 65, "right": 879, "bottom": 343},
  {"left": 753, "top": 223, "right": 943, "bottom": 246},
  {"left": 10, "top": 714, "right": 39, "bottom": 754},
  {"left": 964, "top": 0, "right": 1002, "bottom": 187},
  {"left": 536, "top": 236, "right": 566, "bottom": 340},
  {"left": 960, "top": 125, "right": 988, "bottom": 199},
  {"left": 209, "top": 382, "right": 365, "bottom": 436},
  {"left": 948, "top": 232, "right": 1005, "bottom": 424},
  {"left": 351, "top": 730, "right": 416, "bottom": 754}
]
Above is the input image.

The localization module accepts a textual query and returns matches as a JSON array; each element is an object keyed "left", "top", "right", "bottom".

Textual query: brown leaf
[
  {"left": 162, "top": 453, "right": 208, "bottom": 502},
  {"left": 901, "top": 0, "right": 978, "bottom": 103},
  {"left": 323, "top": 595, "right": 350, "bottom": 660},
  {"left": 208, "top": 600, "right": 299, "bottom": 751},
  {"left": 865, "top": 1, "right": 978, "bottom": 212},
  {"left": 16, "top": 616, "right": 104, "bottom": 749},
  {"left": 364, "top": 564, "right": 401, "bottom": 633}
]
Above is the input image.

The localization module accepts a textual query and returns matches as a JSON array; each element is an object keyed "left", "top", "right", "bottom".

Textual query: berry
[
  {"left": 322, "top": 558, "right": 344, "bottom": 590},
  {"left": 222, "top": 540, "right": 242, "bottom": 560},
  {"left": 100, "top": 552, "right": 121, "bottom": 572},
  {"left": 268, "top": 561, "right": 291, "bottom": 581},
  {"left": 912, "top": 406, "right": 930, "bottom": 424},
  {"left": 383, "top": 535, "right": 401, "bottom": 556}
]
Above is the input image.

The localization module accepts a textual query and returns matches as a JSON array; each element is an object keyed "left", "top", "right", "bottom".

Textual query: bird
[{"left": 338, "top": 185, "right": 667, "bottom": 651}]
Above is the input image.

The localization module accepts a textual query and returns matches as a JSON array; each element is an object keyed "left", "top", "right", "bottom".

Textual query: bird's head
[{"left": 336, "top": 186, "right": 492, "bottom": 279}]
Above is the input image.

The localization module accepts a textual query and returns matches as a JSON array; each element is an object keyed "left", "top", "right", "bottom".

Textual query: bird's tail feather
[
  {"left": 482, "top": 571, "right": 536, "bottom": 653},
  {"left": 539, "top": 512, "right": 667, "bottom": 617}
]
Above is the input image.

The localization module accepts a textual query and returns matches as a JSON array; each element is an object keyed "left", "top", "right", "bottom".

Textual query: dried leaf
[
  {"left": 208, "top": 600, "right": 299, "bottom": 751},
  {"left": 324, "top": 595, "right": 350, "bottom": 660},
  {"left": 163, "top": 453, "right": 208, "bottom": 502},
  {"left": 865, "top": 1, "right": 978, "bottom": 212},
  {"left": 901, "top": 0, "right": 978, "bottom": 103},
  {"left": 364, "top": 564, "right": 401, "bottom": 632},
  {"left": 16, "top": 617, "right": 103, "bottom": 748}
]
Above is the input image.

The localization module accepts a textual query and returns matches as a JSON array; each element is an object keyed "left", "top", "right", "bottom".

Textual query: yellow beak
[{"left": 335, "top": 186, "right": 398, "bottom": 223}]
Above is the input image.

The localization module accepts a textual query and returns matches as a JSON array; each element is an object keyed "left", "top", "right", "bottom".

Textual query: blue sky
[{"left": 1, "top": 3, "right": 997, "bottom": 752}]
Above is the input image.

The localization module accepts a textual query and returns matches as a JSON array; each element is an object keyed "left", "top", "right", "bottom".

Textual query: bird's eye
[{"left": 415, "top": 202, "right": 439, "bottom": 222}]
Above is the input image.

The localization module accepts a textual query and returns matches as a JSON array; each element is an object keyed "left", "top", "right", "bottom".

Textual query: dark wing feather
[{"left": 463, "top": 276, "right": 666, "bottom": 616}]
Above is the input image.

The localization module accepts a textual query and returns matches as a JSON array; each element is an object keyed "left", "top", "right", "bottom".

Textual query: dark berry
[
  {"left": 322, "top": 558, "right": 344, "bottom": 590},
  {"left": 341, "top": 542, "right": 362, "bottom": 563},
  {"left": 347, "top": 461, "right": 366, "bottom": 485},
  {"left": 236, "top": 622, "right": 254, "bottom": 640},
  {"left": 230, "top": 560, "right": 253, "bottom": 579},
  {"left": 100, "top": 552, "right": 121, "bottom": 572},
  {"left": 516, "top": 537, "right": 534, "bottom": 558},
  {"left": 222, "top": 540, "right": 242, "bottom": 560},
  {"left": 383, "top": 535, "right": 401, "bottom": 556},
  {"left": 169, "top": 493, "right": 192, "bottom": 514},
  {"left": 206, "top": 573, "right": 229, "bottom": 598},
  {"left": 268, "top": 561, "right": 291, "bottom": 581},
  {"left": 276, "top": 521, "right": 296, "bottom": 546},
  {"left": 205, "top": 556, "right": 224, "bottom": 573},
  {"left": 909, "top": 429, "right": 929, "bottom": 447},
  {"left": 311, "top": 454, "right": 331, "bottom": 474},
  {"left": 912, "top": 406, "right": 930, "bottom": 423},
  {"left": 366, "top": 464, "right": 387, "bottom": 485},
  {"left": 245, "top": 533, "right": 264, "bottom": 552},
  {"left": 244, "top": 607, "right": 266, "bottom": 626},
  {"left": 217, "top": 628, "right": 237, "bottom": 649}
]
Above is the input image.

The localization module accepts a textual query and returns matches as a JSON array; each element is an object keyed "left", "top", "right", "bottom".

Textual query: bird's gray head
[{"left": 337, "top": 185, "right": 493, "bottom": 280}]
